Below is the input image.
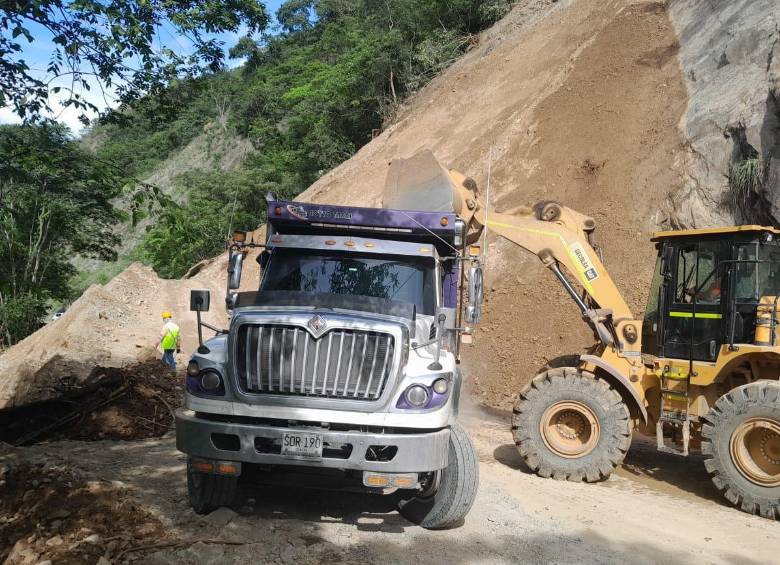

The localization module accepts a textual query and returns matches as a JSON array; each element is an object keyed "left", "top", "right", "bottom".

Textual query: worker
[{"left": 159, "top": 311, "right": 181, "bottom": 369}]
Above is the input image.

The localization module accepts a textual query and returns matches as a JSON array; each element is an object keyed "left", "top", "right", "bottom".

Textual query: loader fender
[{"left": 580, "top": 354, "right": 647, "bottom": 425}]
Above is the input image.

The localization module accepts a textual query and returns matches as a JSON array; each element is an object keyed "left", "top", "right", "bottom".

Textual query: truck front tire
[
  {"left": 512, "top": 367, "right": 631, "bottom": 481},
  {"left": 397, "top": 423, "right": 479, "bottom": 529},
  {"left": 187, "top": 459, "right": 238, "bottom": 515}
]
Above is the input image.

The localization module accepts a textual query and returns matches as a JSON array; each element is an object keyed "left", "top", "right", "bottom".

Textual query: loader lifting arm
[
  {"left": 450, "top": 169, "right": 634, "bottom": 347},
  {"left": 384, "top": 150, "right": 635, "bottom": 352}
]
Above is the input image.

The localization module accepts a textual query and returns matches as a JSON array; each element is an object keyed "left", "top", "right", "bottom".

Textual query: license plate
[{"left": 281, "top": 431, "right": 323, "bottom": 459}]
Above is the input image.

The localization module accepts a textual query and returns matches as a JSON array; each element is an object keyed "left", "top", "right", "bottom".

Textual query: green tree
[
  {"left": 0, "top": 0, "right": 269, "bottom": 123},
  {"left": 0, "top": 123, "right": 121, "bottom": 346},
  {"left": 137, "top": 169, "right": 272, "bottom": 278},
  {"left": 95, "top": 0, "right": 515, "bottom": 279}
]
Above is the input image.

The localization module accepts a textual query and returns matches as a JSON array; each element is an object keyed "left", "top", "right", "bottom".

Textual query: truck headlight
[
  {"left": 200, "top": 370, "right": 222, "bottom": 391},
  {"left": 405, "top": 385, "right": 429, "bottom": 407},
  {"left": 186, "top": 364, "right": 225, "bottom": 397},
  {"left": 432, "top": 378, "right": 449, "bottom": 394}
]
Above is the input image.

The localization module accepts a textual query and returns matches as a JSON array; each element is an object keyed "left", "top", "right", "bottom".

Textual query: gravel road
[{"left": 17, "top": 409, "right": 777, "bottom": 565}]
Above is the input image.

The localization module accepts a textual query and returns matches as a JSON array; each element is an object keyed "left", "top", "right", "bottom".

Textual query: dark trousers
[{"left": 162, "top": 349, "right": 176, "bottom": 369}]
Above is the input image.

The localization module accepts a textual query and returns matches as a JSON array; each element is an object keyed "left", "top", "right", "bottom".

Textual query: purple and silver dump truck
[{"left": 176, "top": 153, "right": 482, "bottom": 528}]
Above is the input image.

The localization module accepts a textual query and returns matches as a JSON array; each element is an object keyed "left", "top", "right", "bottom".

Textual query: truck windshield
[{"left": 262, "top": 249, "right": 436, "bottom": 315}]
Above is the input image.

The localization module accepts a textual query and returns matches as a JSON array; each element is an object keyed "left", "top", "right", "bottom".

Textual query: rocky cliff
[{"left": 668, "top": 0, "right": 780, "bottom": 228}]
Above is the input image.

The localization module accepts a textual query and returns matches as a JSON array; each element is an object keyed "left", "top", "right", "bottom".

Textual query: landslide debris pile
[
  {"left": 0, "top": 262, "right": 228, "bottom": 410},
  {"left": 1, "top": 0, "right": 774, "bottom": 414},
  {"left": 0, "top": 361, "right": 180, "bottom": 446},
  {"left": 294, "top": 0, "right": 689, "bottom": 409}
]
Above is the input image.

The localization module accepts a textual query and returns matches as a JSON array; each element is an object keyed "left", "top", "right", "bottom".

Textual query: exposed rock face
[{"left": 668, "top": 0, "right": 780, "bottom": 228}]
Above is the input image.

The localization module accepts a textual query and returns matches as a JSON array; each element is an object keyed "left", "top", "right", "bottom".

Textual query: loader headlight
[{"left": 187, "top": 361, "right": 200, "bottom": 377}]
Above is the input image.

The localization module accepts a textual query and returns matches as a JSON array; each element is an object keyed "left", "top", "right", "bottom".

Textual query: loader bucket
[{"left": 383, "top": 150, "right": 457, "bottom": 213}]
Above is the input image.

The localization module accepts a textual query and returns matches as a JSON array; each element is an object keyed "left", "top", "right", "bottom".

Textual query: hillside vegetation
[
  {"left": 0, "top": 0, "right": 514, "bottom": 346},
  {"left": 89, "top": 0, "right": 515, "bottom": 278}
]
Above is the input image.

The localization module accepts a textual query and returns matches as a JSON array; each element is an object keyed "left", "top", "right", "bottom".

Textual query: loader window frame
[
  {"left": 728, "top": 240, "right": 780, "bottom": 344},
  {"left": 662, "top": 238, "right": 729, "bottom": 362},
  {"left": 641, "top": 251, "right": 667, "bottom": 356}
]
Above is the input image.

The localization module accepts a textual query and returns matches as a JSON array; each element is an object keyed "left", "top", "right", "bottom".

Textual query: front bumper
[{"left": 175, "top": 410, "right": 450, "bottom": 473}]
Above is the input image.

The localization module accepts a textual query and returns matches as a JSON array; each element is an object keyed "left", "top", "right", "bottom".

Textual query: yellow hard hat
[{"left": 161, "top": 311, "right": 173, "bottom": 319}]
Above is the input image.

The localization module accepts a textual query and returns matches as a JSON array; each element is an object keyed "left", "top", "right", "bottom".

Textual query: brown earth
[
  {"left": 295, "top": 0, "right": 688, "bottom": 410},
  {"left": 0, "top": 454, "right": 169, "bottom": 565},
  {"left": 0, "top": 0, "right": 687, "bottom": 415},
  {"left": 2, "top": 414, "right": 778, "bottom": 565},
  {"left": 0, "top": 263, "right": 230, "bottom": 409}
]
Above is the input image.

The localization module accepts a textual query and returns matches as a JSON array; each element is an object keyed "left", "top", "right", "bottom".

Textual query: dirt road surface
[{"left": 5, "top": 408, "right": 777, "bottom": 565}]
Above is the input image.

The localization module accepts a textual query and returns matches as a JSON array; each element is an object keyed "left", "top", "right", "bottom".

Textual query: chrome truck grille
[{"left": 235, "top": 324, "right": 395, "bottom": 399}]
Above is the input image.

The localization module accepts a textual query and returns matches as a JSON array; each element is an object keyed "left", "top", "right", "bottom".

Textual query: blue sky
[{"left": 0, "top": 0, "right": 285, "bottom": 134}]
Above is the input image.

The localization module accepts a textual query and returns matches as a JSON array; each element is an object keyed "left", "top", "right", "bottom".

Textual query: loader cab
[{"left": 642, "top": 226, "right": 780, "bottom": 362}]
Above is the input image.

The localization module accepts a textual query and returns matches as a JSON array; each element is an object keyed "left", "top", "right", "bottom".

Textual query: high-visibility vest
[{"left": 161, "top": 322, "right": 180, "bottom": 350}]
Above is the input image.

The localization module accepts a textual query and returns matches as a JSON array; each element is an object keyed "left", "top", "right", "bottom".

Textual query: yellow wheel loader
[{"left": 390, "top": 151, "right": 780, "bottom": 519}]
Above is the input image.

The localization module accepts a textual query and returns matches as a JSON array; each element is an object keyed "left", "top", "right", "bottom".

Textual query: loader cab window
[
  {"left": 731, "top": 241, "right": 780, "bottom": 343},
  {"left": 663, "top": 240, "right": 729, "bottom": 362},
  {"left": 734, "top": 242, "right": 780, "bottom": 302}
]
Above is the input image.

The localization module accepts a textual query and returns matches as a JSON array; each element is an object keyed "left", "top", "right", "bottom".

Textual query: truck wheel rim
[
  {"left": 730, "top": 418, "right": 780, "bottom": 487},
  {"left": 540, "top": 401, "right": 600, "bottom": 458}
]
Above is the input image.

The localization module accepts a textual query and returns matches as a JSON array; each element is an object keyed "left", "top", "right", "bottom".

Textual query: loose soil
[
  {"left": 1, "top": 412, "right": 777, "bottom": 565},
  {"left": 293, "top": 0, "right": 689, "bottom": 411},
  {"left": 0, "top": 0, "right": 688, "bottom": 416},
  {"left": 0, "top": 455, "right": 168, "bottom": 565}
]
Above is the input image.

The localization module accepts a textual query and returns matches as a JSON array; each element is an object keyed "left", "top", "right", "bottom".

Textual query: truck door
[{"left": 662, "top": 240, "right": 729, "bottom": 362}]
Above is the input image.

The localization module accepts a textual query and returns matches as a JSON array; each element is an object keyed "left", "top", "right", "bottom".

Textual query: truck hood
[{"left": 234, "top": 291, "right": 417, "bottom": 337}]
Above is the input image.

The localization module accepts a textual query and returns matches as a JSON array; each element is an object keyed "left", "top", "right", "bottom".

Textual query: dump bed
[{"left": 265, "top": 198, "right": 461, "bottom": 257}]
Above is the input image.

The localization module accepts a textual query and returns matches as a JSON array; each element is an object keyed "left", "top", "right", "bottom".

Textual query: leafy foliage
[
  {"left": 0, "top": 123, "right": 122, "bottom": 347},
  {"left": 92, "top": 0, "right": 515, "bottom": 278},
  {"left": 136, "top": 170, "right": 277, "bottom": 278},
  {"left": 729, "top": 158, "right": 765, "bottom": 206},
  {"left": 0, "top": 0, "right": 269, "bottom": 124},
  {"left": 98, "top": 0, "right": 513, "bottom": 197}
]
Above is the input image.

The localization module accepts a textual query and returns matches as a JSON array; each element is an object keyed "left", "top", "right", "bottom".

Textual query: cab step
[{"left": 655, "top": 417, "right": 690, "bottom": 456}]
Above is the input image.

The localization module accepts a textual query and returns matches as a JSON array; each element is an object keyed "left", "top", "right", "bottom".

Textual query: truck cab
[{"left": 176, "top": 191, "right": 481, "bottom": 529}]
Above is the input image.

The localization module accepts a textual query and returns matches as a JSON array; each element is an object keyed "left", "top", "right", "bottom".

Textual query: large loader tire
[
  {"left": 702, "top": 381, "right": 780, "bottom": 519},
  {"left": 187, "top": 459, "right": 239, "bottom": 515},
  {"left": 512, "top": 367, "right": 632, "bottom": 482},
  {"left": 397, "top": 423, "right": 479, "bottom": 529}
]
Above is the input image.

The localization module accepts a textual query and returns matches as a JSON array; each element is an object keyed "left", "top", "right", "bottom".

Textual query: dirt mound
[
  {"left": 0, "top": 263, "right": 228, "bottom": 409},
  {"left": 0, "top": 361, "right": 181, "bottom": 445},
  {"left": 0, "top": 455, "right": 167, "bottom": 564},
  {"left": 296, "top": 0, "right": 688, "bottom": 410}
]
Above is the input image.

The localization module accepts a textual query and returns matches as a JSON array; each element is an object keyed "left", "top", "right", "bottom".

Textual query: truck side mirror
[
  {"left": 466, "top": 265, "right": 484, "bottom": 324},
  {"left": 228, "top": 251, "right": 244, "bottom": 290},
  {"left": 190, "top": 289, "right": 210, "bottom": 352},
  {"left": 190, "top": 289, "right": 210, "bottom": 312}
]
